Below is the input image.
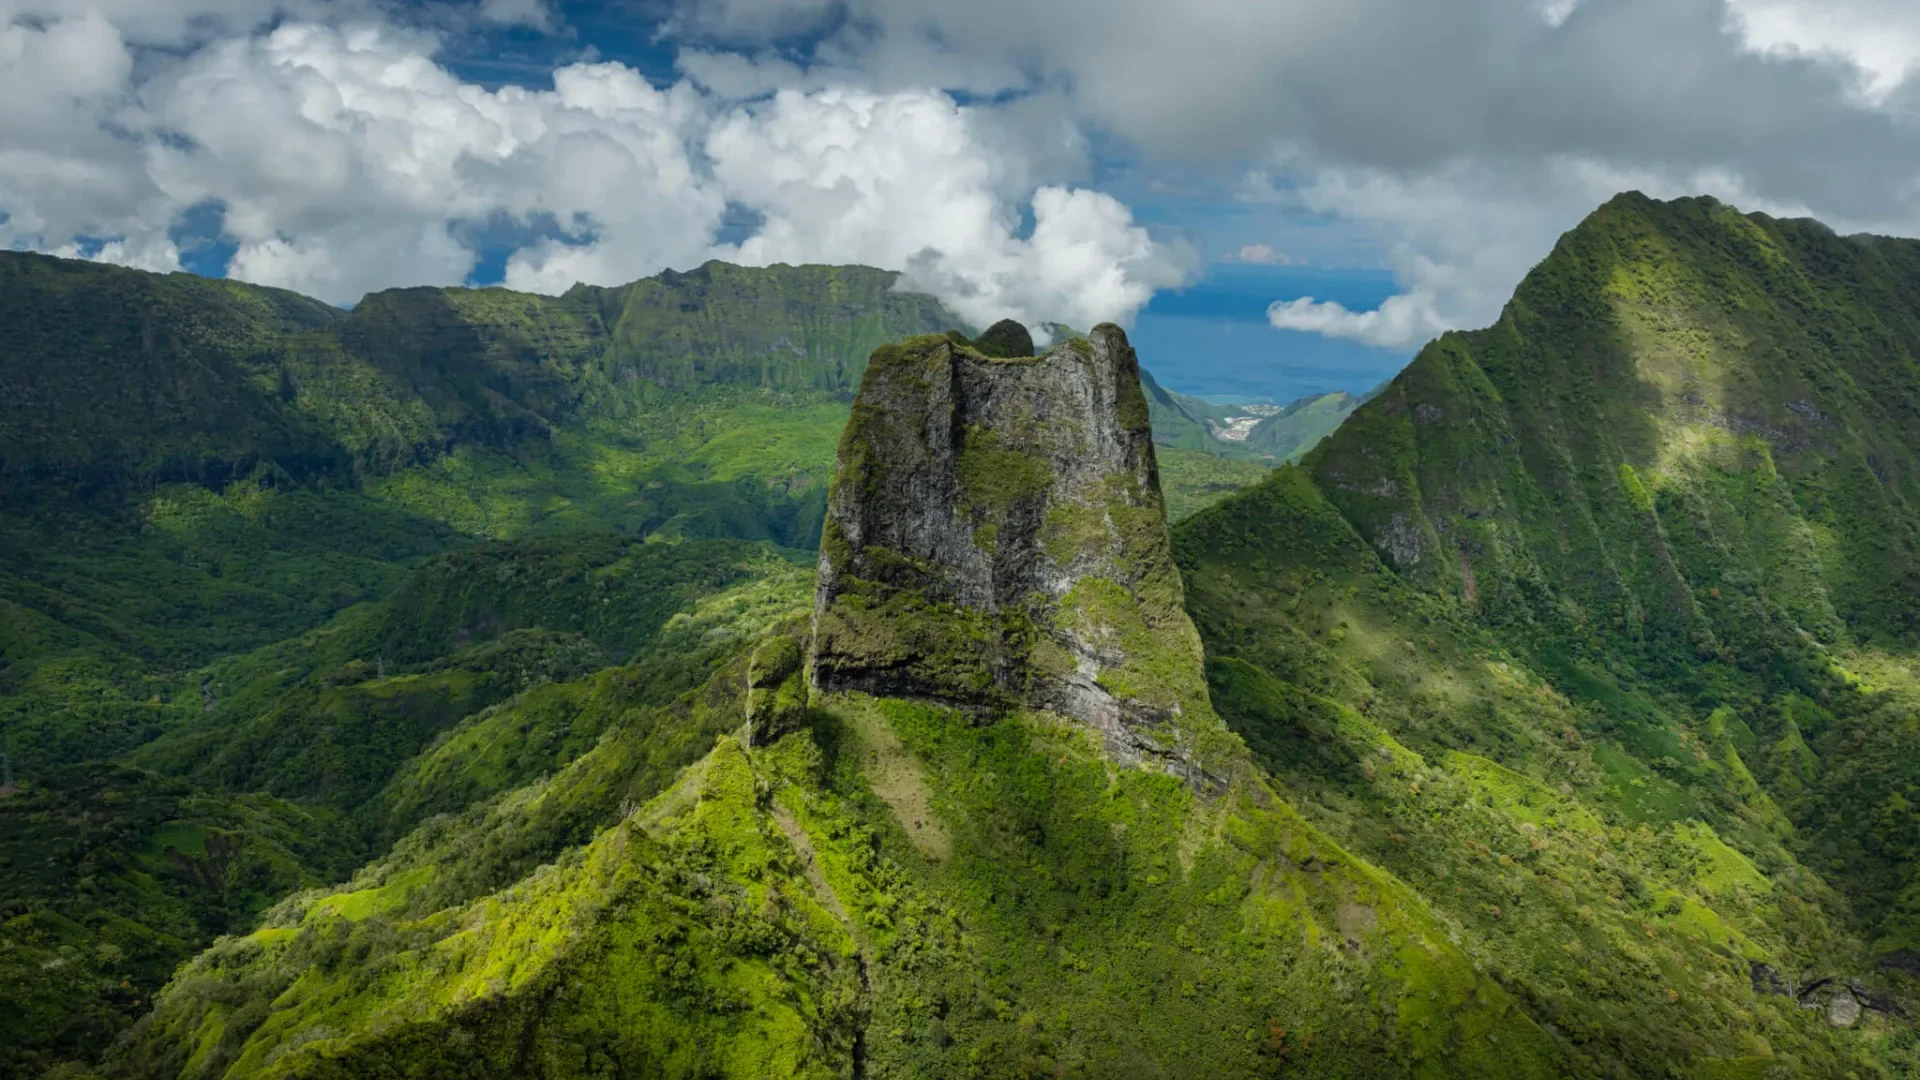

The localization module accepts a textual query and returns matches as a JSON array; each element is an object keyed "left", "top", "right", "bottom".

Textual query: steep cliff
[
  {"left": 105, "top": 326, "right": 1581, "bottom": 1080},
  {"left": 809, "top": 324, "right": 1223, "bottom": 772},
  {"left": 1175, "top": 193, "right": 1920, "bottom": 1076}
]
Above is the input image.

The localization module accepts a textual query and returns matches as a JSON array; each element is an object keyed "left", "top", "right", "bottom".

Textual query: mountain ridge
[
  {"left": 1176, "top": 190, "right": 1920, "bottom": 1074},
  {"left": 11, "top": 191, "right": 1920, "bottom": 1077}
]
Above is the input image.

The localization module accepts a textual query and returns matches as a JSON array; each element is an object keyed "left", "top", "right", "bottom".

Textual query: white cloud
[
  {"left": 0, "top": 0, "right": 377, "bottom": 46},
  {"left": 50, "top": 234, "right": 184, "bottom": 274},
  {"left": 478, "top": 0, "right": 555, "bottom": 30},
  {"left": 15, "top": 0, "right": 1920, "bottom": 352},
  {"left": 1267, "top": 291, "right": 1447, "bottom": 350},
  {"left": 1727, "top": 0, "right": 1920, "bottom": 99},
  {"left": 131, "top": 22, "right": 723, "bottom": 301},
  {"left": 705, "top": 87, "right": 1189, "bottom": 330},
  {"left": 673, "top": 0, "right": 1920, "bottom": 350},
  {"left": 0, "top": 14, "right": 171, "bottom": 265},
  {"left": 1229, "top": 243, "right": 1291, "bottom": 265},
  {"left": 0, "top": 7, "right": 1181, "bottom": 329}
]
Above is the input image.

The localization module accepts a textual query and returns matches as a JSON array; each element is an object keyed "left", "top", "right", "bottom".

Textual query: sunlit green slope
[
  {"left": 1175, "top": 192, "right": 1920, "bottom": 1075},
  {"left": 0, "top": 254, "right": 1276, "bottom": 1077},
  {"left": 108, "top": 318, "right": 1571, "bottom": 1070},
  {"left": 0, "top": 531, "right": 814, "bottom": 1077}
]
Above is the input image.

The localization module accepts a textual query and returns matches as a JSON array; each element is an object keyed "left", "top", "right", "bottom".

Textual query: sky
[{"left": 6, "top": 0, "right": 1920, "bottom": 401}]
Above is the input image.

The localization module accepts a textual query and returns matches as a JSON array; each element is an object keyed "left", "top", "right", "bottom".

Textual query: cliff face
[
  {"left": 0, "top": 251, "right": 956, "bottom": 492},
  {"left": 810, "top": 324, "right": 1220, "bottom": 770}
]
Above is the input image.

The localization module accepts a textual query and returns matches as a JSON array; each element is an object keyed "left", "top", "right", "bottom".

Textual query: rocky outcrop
[
  {"left": 1751, "top": 964, "right": 1909, "bottom": 1027},
  {"left": 972, "top": 319, "right": 1036, "bottom": 359},
  {"left": 809, "top": 324, "right": 1227, "bottom": 777},
  {"left": 746, "top": 633, "right": 807, "bottom": 746}
]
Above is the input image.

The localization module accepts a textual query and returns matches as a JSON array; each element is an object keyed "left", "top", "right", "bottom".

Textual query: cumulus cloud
[
  {"left": 13, "top": 0, "right": 1920, "bottom": 350},
  {"left": 704, "top": 88, "right": 1186, "bottom": 329},
  {"left": 477, "top": 0, "right": 556, "bottom": 30},
  {"left": 1727, "top": 0, "right": 1920, "bottom": 98},
  {"left": 0, "top": 6, "right": 1183, "bottom": 327},
  {"left": 675, "top": 0, "right": 1920, "bottom": 347},
  {"left": 0, "top": 12, "right": 197, "bottom": 278},
  {"left": 115, "top": 23, "right": 726, "bottom": 301}
]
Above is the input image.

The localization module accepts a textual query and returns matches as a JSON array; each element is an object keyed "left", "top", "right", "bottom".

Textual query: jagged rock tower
[{"left": 810, "top": 323, "right": 1225, "bottom": 773}]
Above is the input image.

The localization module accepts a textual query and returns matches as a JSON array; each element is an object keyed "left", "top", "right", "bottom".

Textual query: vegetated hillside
[
  {"left": 51, "top": 199, "right": 1920, "bottom": 1078},
  {"left": 1242, "top": 389, "right": 1360, "bottom": 460},
  {"left": 0, "top": 253, "right": 348, "bottom": 493},
  {"left": 0, "top": 256, "right": 950, "bottom": 770},
  {"left": 0, "top": 257, "right": 1264, "bottom": 761},
  {"left": 1176, "top": 192, "right": 1920, "bottom": 1075},
  {"left": 1140, "top": 365, "right": 1358, "bottom": 464},
  {"left": 1138, "top": 365, "right": 1245, "bottom": 450},
  {"left": 0, "top": 253, "right": 952, "bottom": 490},
  {"left": 111, "top": 327, "right": 1573, "bottom": 1080},
  {"left": 0, "top": 257, "right": 1280, "bottom": 1077},
  {"left": 0, "top": 528, "right": 817, "bottom": 1078}
]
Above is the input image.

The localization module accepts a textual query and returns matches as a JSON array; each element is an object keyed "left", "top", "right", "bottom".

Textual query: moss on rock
[{"left": 811, "top": 325, "right": 1233, "bottom": 778}]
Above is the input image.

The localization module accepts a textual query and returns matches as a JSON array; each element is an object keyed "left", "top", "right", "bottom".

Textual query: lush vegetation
[
  {"left": 1241, "top": 390, "right": 1361, "bottom": 461},
  {"left": 0, "top": 251, "right": 1274, "bottom": 1077},
  {"left": 16, "top": 193, "right": 1920, "bottom": 1079},
  {"left": 1176, "top": 193, "right": 1920, "bottom": 1075},
  {"left": 1139, "top": 366, "right": 1357, "bottom": 465}
]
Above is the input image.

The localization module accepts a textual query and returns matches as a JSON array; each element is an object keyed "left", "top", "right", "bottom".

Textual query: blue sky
[
  {"left": 156, "top": 1, "right": 1418, "bottom": 402},
  {"left": 9, "top": 0, "right": 1918, "bottom": 406},
  {"left": 439, "top": 1, "right": 1416, "bottom": 402},
  {"left": 1130, "top": 266, "right": 1409, "bottom": 402}
]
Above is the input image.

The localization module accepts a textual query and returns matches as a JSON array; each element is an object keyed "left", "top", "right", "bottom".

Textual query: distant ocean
[{"left": 1126, "top": 263, "right": 1412, "bottom": 404}]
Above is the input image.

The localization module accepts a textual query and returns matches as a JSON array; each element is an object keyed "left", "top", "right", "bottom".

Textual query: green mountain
[
  {"left": 106, "top": 326, "right": 1565, "bottom": 1080},
  {"left": 13, "top": 191, "right": 1920, "bottom": 1078},
  {"left": 1138, "top": 365, "right": 1239, "bottom": 450},
  {"left": 1177, "top": 192, "right": 1920, "bottom": 1075},
  {"left": 1241, "top": 389, "right": 1361, "bottom": 460},
  {"left": 1137, "top": 364, "right": 1358, "bottom": 465},
  {"left": 0, "top": 254, "right": 1278, "bottom": 1077},
  {"left": 1135, "top": 366, "right": 1360, "bottom": 520}
]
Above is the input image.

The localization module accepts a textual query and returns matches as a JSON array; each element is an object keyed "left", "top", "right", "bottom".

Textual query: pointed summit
[{"left": 971, "top": 317, "right": 1036, "bottom": 358}]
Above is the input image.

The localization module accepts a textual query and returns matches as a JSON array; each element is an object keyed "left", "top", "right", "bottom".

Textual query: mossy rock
[{"left": 812, "top": 325, "right": 1233, "bottom": 778}]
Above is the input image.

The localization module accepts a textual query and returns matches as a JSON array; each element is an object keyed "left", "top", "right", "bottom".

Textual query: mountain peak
[{"left": 810, "top": 324, "right": 1229, "bottom": 776}]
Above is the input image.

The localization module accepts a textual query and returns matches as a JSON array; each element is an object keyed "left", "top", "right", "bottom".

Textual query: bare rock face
[
  {"left": 809, "top": 324, "right": 1227, "bottom": 775},
  {"left": 1827, "top": 987, "right": 1863, "bottom": 1029}
]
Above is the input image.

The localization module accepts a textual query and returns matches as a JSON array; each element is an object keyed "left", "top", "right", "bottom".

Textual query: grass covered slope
[
  {"left": 0, "top": 254, "right": 1278, "bottom": 1077},
  {"left": 129, "top": 533, "right": 811, "bottom": 817},
  {"left": 110, "top": 318, "right": 1579, "bottom": 1080},
  {"left": 0, "top": 251, "right": 952, "bottom": 491},
  {"left": 1178, "top": 470, "right": 1903, "bottom": 1077},
  {"left": 117, "top": 695, "right": 1571, "bottom": 1080},
  {"left": 1243, "top": 390, "right": 1361, "bottom": 461},
  {"left": 0, "top": 252, "right": 348, "bottom": 493},
  {"left": 1140, "top": 365, "right": 1358, "bottom": 466},
  {"left": 0, "top": 255, "right": 953, "bottom": 772},
  {"left": 0, "top": 530, "right": 816, "bottom": 1078},
  {"left": 1156, "top": 446, "right": 1274, "bottom": 522},
  {"left": 1306, "top": 192, "right": 1920, "bottom": 654},
  {"left": 0, "top": 766, "right": 359, "bottom": 1078},
  {"left": 1296, "top": 193, "right": 1920, "bottom": 947},
  {"left": 1174, "top": 193, "right": 1920, "bottom": 1075},
  {"left": 0, "top": 255, "right": 1264, "bottom": 780}
]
